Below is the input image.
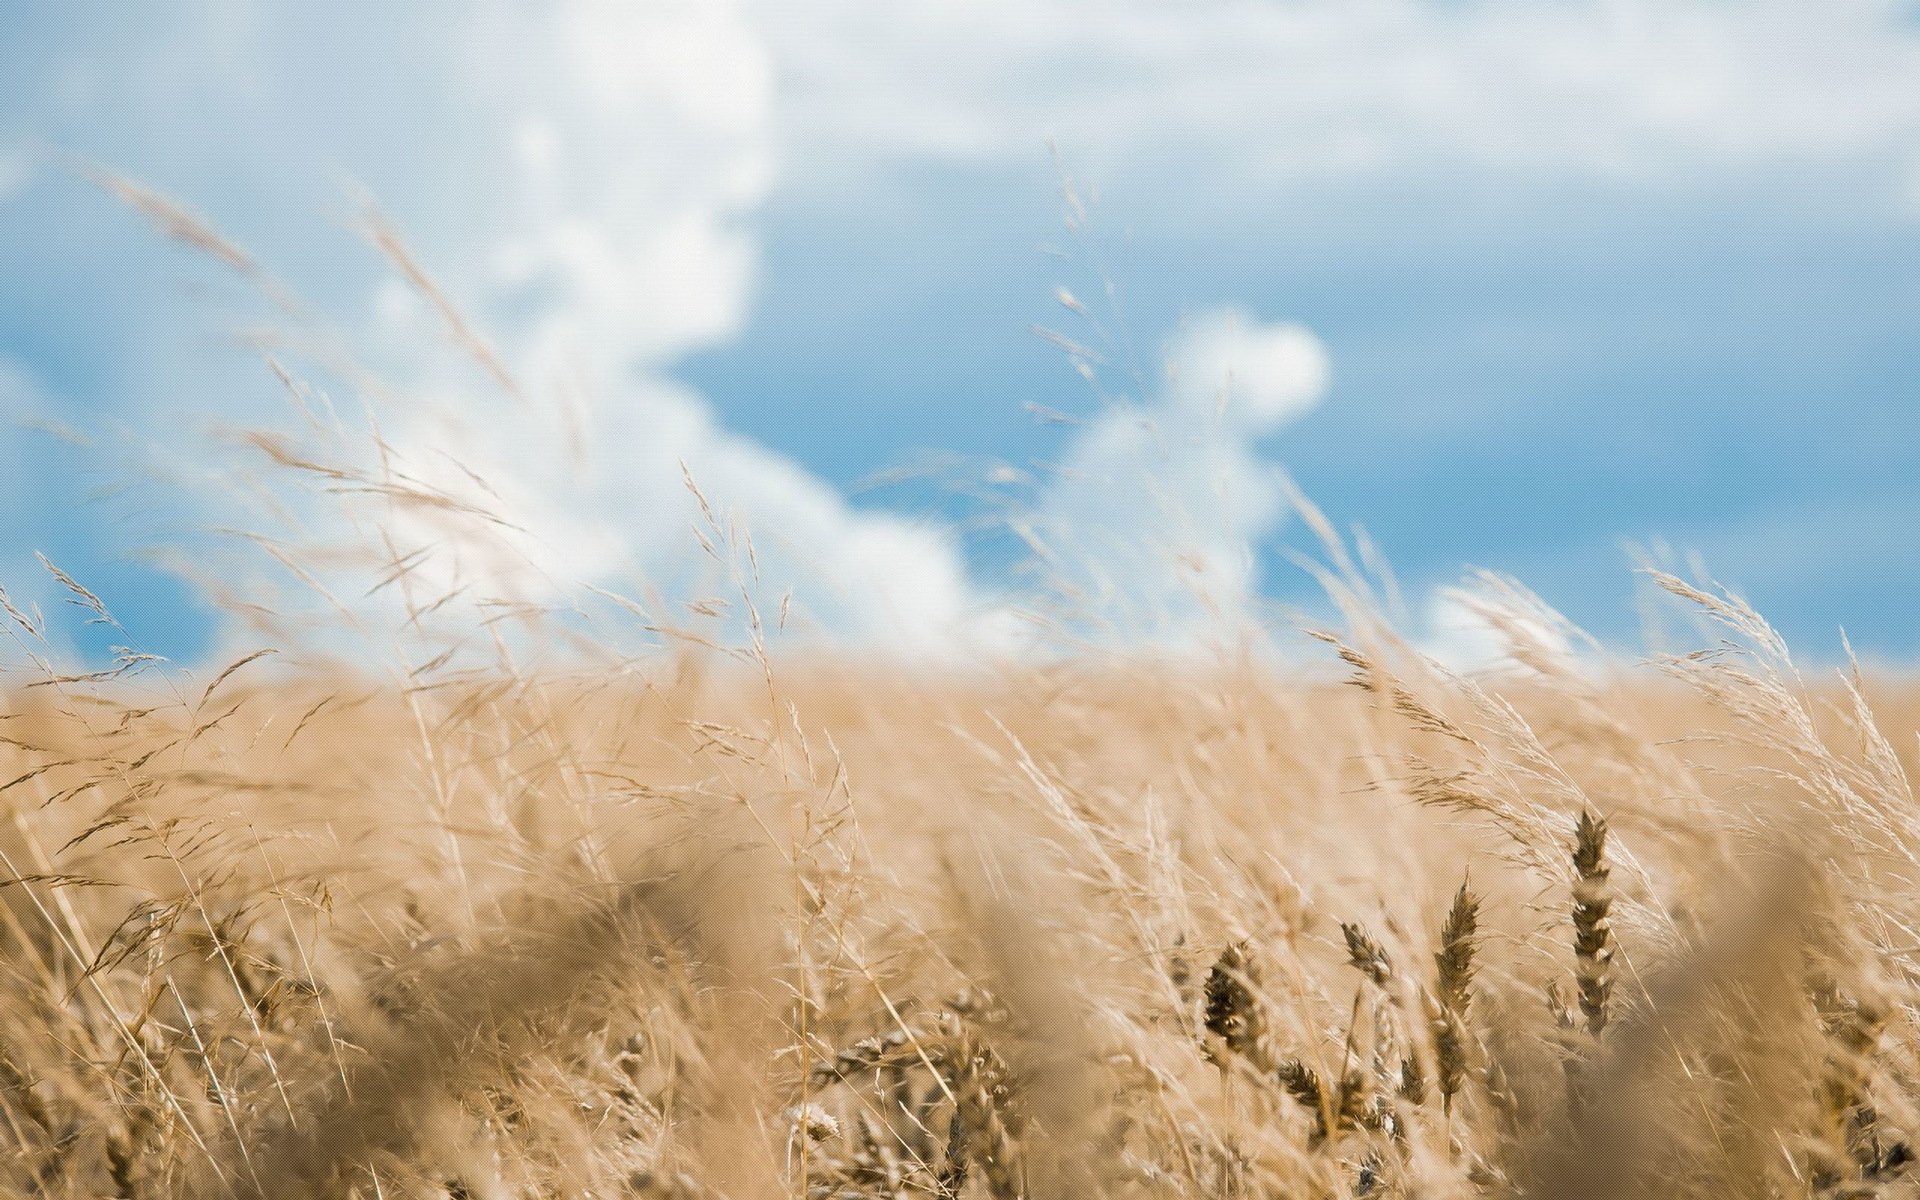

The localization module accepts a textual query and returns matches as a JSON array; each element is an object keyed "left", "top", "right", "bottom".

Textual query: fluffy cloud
[
  {"left": 1415, "top": 570, "right": 1612, "bottom": 678},
  {"left": 1164, "top": 313, "right": 1330, "bottom": 432},
  {"left": 331, "top": 3, "right": 1013, "bottom": 659},
  {"left": 1031, "top": 308, "right": 1330, "bottom": 643},
  {"left": 5, "top": 2, "right": 1012, "bottom": 662}
]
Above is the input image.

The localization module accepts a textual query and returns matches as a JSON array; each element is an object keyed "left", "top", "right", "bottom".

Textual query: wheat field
[{"left": 1, "top": 551, "right": 1917, "bottom": 1198}]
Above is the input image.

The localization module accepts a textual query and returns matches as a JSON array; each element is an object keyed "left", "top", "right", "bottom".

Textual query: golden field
[{"left": 1, "top": 573, "right": 1917, "bottom": 1199}]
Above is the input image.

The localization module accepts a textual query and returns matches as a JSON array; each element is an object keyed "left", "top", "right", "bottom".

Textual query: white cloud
[
  {"left": 336, "top": 2, "right": 1010, "bottom": 660},
  {"left": 1417, "top": 573, "right": 1594, "bottom": 676},
  {"left": 355, "top": 369, "right": 1002, "bottom": 659},
  {"left": 307, "top": 290, "right": 1336, "bottom": 658},
  {"left": 1030, "top": 308, "right": 1330, "bottom": 643},
  {"left": 11, "top": 2, "right": 1012, "bottom": 662},
  {"left": 751, "top": 0, "right": 1920, "bottom": 211},
  {"left": 1419, "top": 587, "right": 1523, "bottom": 676},
  {"left": 1166, "top": 311, "right": 1330, "bottom": 432}
]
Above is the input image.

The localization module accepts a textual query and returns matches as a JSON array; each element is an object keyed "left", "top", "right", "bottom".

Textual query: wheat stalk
[
  {"left": 1571, "top": 810, "right": 1614, "bottom": 1041},
  {"left": 1433, "top": 882, "right": 1480, "bottom": 1116}
]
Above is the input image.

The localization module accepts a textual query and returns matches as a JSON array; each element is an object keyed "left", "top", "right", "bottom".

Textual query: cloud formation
[
  {"left": 15, "top": 1, "right": 1910, "bottom": 665},
  {"left": 1031, "top": 309, "right": 1330, "bottom": 643},
  {"left": 2, "top": 2, "right": 1009, "bottom": 662},
  {"left": 328, "top": 2, "right": 997, "bottom": 659},
  {"left": 755, "top": 0, "right": 1920, "bottom": 212}
]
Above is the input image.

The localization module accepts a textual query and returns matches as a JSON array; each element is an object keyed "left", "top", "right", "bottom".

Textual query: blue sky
[{"left": 4, "top": 2, "right": 1920, "bottom": 666}]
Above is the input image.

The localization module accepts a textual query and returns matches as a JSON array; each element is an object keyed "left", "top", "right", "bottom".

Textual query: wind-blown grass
[{"left": 0, "top": 577, "right": 1917, "bottom": 1197}]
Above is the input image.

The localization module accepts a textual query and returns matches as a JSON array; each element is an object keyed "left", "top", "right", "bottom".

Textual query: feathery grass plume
[
  {"left": 1433, "top": 881, "right": 1480, "bottom": 1114},
  {"left": 1571, "top": 810, "right": 1614, "bottom": 1040}
]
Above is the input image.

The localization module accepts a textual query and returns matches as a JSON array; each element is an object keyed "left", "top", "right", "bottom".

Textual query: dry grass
[{"left": 0, "top": 588, "right": 1918, "bottom": 1198}]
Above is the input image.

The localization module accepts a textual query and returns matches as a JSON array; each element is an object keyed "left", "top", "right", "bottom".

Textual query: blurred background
[{"left": 1, "top": 2, "right": 1917, "bottom": 665}]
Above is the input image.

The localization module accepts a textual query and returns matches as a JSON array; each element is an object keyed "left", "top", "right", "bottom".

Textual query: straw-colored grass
[{"left": 1, "top": 591, "right": 1917, "bottom": 1198}]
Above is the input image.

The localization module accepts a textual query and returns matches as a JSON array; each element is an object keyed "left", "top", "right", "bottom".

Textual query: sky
[{"left": 2, "top": 2, "right": 1920, "bottom": 667}]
